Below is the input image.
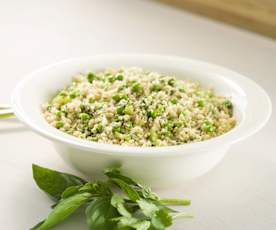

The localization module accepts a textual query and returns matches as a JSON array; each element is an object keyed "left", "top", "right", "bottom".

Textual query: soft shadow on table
[{"left": 0, "top": 126, "right": 29, "bottom": 134}]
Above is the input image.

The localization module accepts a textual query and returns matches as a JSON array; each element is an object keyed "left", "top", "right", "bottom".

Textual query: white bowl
[{"left": 11, "top": 54, "right": 272, "bottom": 187}]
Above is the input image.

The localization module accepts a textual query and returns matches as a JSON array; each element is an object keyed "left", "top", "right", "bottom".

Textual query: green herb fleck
[
  {"left": 223, "top": 100, "right": 233, "bottom": 109},
  {"left": 202, "top": 120, "right": 216, "bottom": 133}
]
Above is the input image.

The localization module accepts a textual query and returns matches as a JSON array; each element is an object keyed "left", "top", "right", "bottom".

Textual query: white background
[{"left": 1, "top": 0, "right": 276, "bottom": 229}]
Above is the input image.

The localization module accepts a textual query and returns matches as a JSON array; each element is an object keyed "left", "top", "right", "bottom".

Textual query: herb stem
[
  {"left": 0, "top": 109, "right": 14, "bottom": 119},
  {"left": 172, "top": 212, "right": 193, "bottom": 219},
  {"left": 160, "top": 198, "right": 191, "bottom": 206}
]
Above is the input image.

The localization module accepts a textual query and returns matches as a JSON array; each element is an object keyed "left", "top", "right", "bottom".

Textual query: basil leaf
[
  {"left": 151, "top": 209, "right": 172, "bottom": 230},
  {"left": 140, "top": 186, "right": 159, "bottom": 201},
  {"left": 104, "top": 168, "right": 138, "bottom": 186},
  {"left": 110, "top": 178, "right": 140, "bottom": 201},
  {"left": 115, "top": 216, "right": 151, "bottom": 230},
  {"left": 111, "top": 194, "right": 131, "bottom": 218},
  {"left": 85, "top": 197, "right": 119, "bottom": 230},
  {"left": 79, "top": 181, "right": 111, "bottom": 196},
  {"left": 31, "top": 192, "right": 91, "bottom": 230},
  {"left": 137, "top": 200, "right": 172, "bottom": 230},
  {"left": 137, "top": 199, "right": 159, "bottom": 217},
  {"left": 61, "top": 185, "right": 81, "bottom": 199},
  {"left": 32, "top": 164, "right": 86, "bottom": 200},
  {"left": 105, "top": 168, "right": 159, "bottom": 202}
]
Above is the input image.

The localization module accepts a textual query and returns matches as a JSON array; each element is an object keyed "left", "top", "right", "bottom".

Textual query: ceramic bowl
[{"left": 11, "top": 54, "right": 272, "bottom": 187}]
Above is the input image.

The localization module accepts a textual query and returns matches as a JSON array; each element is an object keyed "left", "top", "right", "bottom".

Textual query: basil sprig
[{"left": 31, "top": 164, "right": 192, "bottom": 230}]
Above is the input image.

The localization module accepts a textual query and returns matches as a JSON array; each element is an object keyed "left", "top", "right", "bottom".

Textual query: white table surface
[{"left": 1, "top": 0, "right": 276, "bottom": 229}]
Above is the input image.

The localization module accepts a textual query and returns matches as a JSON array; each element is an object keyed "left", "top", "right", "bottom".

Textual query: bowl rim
[{"left": 11, "top": 54, "right": 272, "bottom": 157}]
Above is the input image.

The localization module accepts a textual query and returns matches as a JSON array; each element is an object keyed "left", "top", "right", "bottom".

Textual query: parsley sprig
[{"left": 31, "top": 164, "right": 192, "bottom": 230}]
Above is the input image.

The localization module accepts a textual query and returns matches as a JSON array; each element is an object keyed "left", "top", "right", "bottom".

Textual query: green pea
[
  {"left": 108, "top": 76, "right": 116, "bottom": 83},
  {"left": 114, "top": 132, "right": 124, "bottom": 140},
  {"left": 124, "top": 135, "right": 131, "bottom": 141},
  {"left": 116, "top": 74, "right": 124, "bottom": 81},
  {"left": 151, "top": 84, "right": 161, "bottom": 92},
  {"left": 55, "top": 111, "right": 62, "bottom": 118},
  {"left": 87, "top": 72, "right": 96, "bottom": 83},
  {"left": 124, "top": 105, "right": 134, "bottom": 115},
  {"left": 163, "top": 130, "right": 172, "bottom": 137},
  {"left": 131, "top": 82, "right": 143, "bottom": 93},
  {"left": 53, "top": 95, "right": 71, "bottom": 106},
  {"left": 112, "top": 125, "right": 121, "bottom": 133},
  {"left": 69, "top": 90, "right": 80, "bottom": 99},
  {"left": 150, "top": 130, "right": 158, "bottom": 143},
  {"left": 116, "top": 106, "right": 125, "bottom": 115},
  {"left": 170, "top": 98, "right": 178, "bottom": 104},
  {"left": 79, "top": 113, "right": 90, "bottom": 121},
  {"left": 112, "top": 94, "right": 121, "bottom": 102},
  {"left": 112, "top": 94, "right": 128, "bottom": 103},
  {"left": 55, "top": 121, "right": 64, "bottom": 128},
  {"left": 87, "top": 136, "right": 98, "bottom": 141}
]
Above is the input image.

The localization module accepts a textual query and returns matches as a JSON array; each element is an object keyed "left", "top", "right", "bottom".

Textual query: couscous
[{"left": 42, "top": 67, "right": 236, "bottom": 147}]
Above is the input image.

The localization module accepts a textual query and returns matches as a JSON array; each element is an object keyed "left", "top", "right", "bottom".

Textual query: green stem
[
  {"left": 172, "top": 212, "right": 193, "bottom": 219},
  {"left": 0, "top": 104, "right": 14, "bottom": 119},
  {"left": 160, "top": 198, "right": 191, "bottom": 206},
  {"left": 0, "top": 112, "right": 14, "bottom": 119}
]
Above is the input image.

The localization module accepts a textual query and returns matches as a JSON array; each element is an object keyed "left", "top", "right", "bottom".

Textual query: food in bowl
[
  {"left": 42, "top": 67, "right": 236, "bottom": 147},
  {"left": 12, "top": 55, "right": 271, "bottom": 186}
]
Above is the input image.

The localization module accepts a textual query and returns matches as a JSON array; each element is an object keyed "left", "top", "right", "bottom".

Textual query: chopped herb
[
  {"left": 223, "top": 100, "right": 233, "bottom": 109},
  {"left": 168, "top": 78, "right": 176, "bottom": 86},
  {"left": 197, "top": 99, "right": 205, "bottom": 107},
  {"left": 202, "top": 120, "right": 216, "bottom": 133},
  {"left": 116, "top": 106, "right": 125, "bottom": 115},
  {"left": 147, "top": 110, "right": 158, "bottom": 119}
]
